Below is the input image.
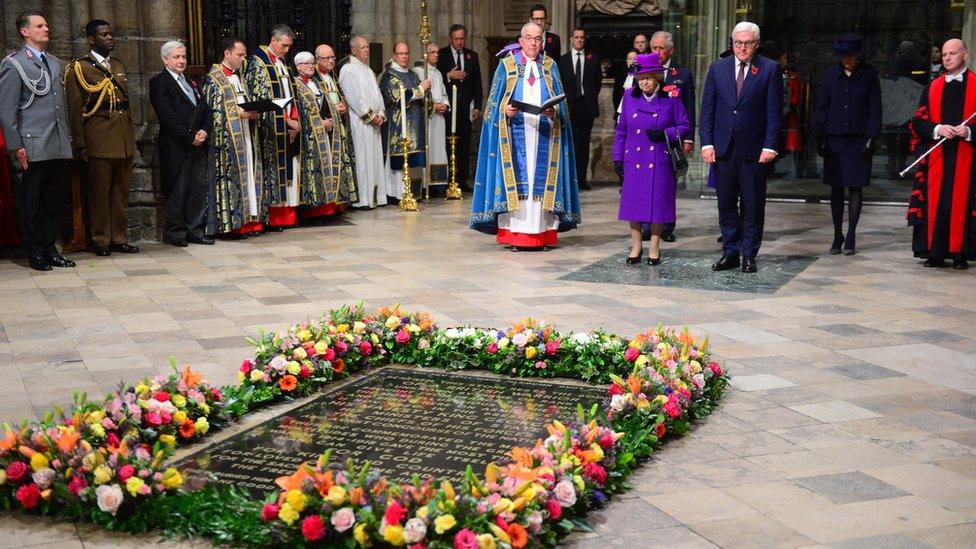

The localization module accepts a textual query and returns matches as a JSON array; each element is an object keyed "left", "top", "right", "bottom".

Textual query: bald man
[
  {"left": 314, "top": 43, "right": 357, "bottom": 205},
  {"left": 378, "top": 41, "right": 429, "bottom": 203},
  {"left": 339, "top": 36, "right": 386, "bottom": 208}
]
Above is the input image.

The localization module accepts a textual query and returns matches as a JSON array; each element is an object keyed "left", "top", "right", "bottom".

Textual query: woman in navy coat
[
  {"left": 613, "top": 53, "right": 691, "bottom": 265},
  {"left": 814, "top": 34, "right": 882, "bottom": 255}
]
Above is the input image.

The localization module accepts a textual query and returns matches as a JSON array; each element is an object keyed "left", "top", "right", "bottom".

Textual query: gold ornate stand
[
  {"left": 446, "top": 134, "right": 462, "bottom": 200},
  {"left": 399, "top": 137, "right": 419, "bottom": 211}
]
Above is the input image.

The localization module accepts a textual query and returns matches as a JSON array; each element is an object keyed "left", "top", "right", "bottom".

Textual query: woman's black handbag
[{"left": 664, "top": 131, "right": 688, "bottom": 177}]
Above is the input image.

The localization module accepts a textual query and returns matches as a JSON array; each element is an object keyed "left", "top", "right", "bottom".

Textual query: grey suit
[{"left": 0, "top": 46, "right": 73, "bottom": 257}]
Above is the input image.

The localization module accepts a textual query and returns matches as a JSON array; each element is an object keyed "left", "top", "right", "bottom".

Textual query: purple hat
[{"left": 633, "top": 53, "right": 665, "bottom": 75}]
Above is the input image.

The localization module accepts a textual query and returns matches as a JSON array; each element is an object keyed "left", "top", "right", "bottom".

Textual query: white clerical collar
[
  {"left": 946, "top": 68, "right": 967, "bottom": 82},
  {"left": 390, "top": 60, "right": 407, "bottom": 71},
  {"left": 91, "top": 50, "right": 110, "bottom": 64}
]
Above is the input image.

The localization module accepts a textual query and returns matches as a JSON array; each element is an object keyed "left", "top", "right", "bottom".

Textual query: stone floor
[{"left": 0, "top": 186, "right": 974, "bottom": 548}]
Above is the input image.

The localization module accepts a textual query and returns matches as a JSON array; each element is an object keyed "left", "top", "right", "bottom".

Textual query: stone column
[
  {"left": 550, "top": 0, "right": 572, "bottom": 56},
  {"left": 966, "top": 2, "right": 975, "bottom": 71}
]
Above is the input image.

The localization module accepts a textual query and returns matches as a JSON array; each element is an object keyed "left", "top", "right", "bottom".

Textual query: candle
[
  {"left": 400, "top": 84, "right": 408, "bottom": 141},
  {"left": 451, "top": 85, "right": 458, "bottom": 135}
]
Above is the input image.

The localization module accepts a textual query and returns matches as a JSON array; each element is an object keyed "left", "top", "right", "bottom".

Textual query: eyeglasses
[
  {"left": 316, "top": 55, "right": 335, "bottom": 60},
  {"left": 521, "top": 35, "right": 543, "bottom": 43},
  {"left": 733, "top": 40, "right": 759, "bottom": 49},
  {"left": 296, "top": 61, "right": 314, "bottom": 65}
]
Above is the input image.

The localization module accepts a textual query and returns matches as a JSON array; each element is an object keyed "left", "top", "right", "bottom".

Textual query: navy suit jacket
[
  {"left": 699, "top": 55, "right": 782, "bottom": 159},
  {"left": 814, "top": 62, "right": 882, "bottom": 138},
  {"left": 664, "top": 62, "right": 696, "bottom": 143}
]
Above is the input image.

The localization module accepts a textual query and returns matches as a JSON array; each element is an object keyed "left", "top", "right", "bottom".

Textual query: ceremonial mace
[
  {"left": 899, "top": 110, "right": 976, "bottom": 177},
  {"left": 419, "top": 0, "right": 432, "bottom": 200}
]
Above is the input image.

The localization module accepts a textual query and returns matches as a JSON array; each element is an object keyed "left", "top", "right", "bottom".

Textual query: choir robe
[
  {"left": 313, "top": 69, "right": 358, "bottom": 205},
  {"left": 379, "top": 61, "right": 427, "bottom": 200},
  {"left": 201, "top": 63, "right": 266, "bottom": 235},
  {"left": 414, "top": 63, "right": 449, "bottom": 185},
  {"left": 339, "top": 56, "right": 387, "bottom": 208},
  {"left": 908, "top": 69, "right": 976, "bottom": 261},
  {"left": 293, "top": 75, "right": 345, "bottom": 218},
  {"left": 245, "top": 46, "right": 300, "bottom": 227}
]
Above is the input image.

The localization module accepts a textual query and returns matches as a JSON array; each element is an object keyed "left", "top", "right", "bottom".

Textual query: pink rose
[
  {"left": 486, "top": 342, "right": 499, "bottom": 354},
  {"left": 240, "top": 360, "right": 252, "bottom": 374},
  {"left": 261, "top": 503, "right": 280, "bottom": 522},
  {"left": 331, "top": 506, "right": 356, "bottom": 532},
  {"left": 664, "top": 393, "right": 682, "bottom": 418},
  {"left": 95, "top": 484, "right": 124, "bottom": 515},
  {"left": 118, "top": 464, "right": 135, "bottom": 482},
  {"left": 359, "top": 341, "right": 373, "bottom": 356},
  {"left": 299, "top": 365, "right": 312, "bottom": 378},
  {"left": 598, "top": 432, "right": 614, "bottom": 449},
  {"left": 552, "top": 478, "right": 577, "bottom": 507},
  {"left": 145, "top": 412, "right": 162, "bottom": 428},
  {"left": 336, "top": 340, "right": 348, "bottom": 353},
  {"left": 709, "top": 362, "right": 723, "bottom": 376},
  {"left": 324, "top": 347, "right": 336, "bottom": 361},
  {"left": 453, "top": 529, "right": 478, "bottom": 549},
  {"left": 545, "top": 340, "right": 559, "bottom": 355},
  {"left": 395, "top": 329, "right": 411, "bottom": 344},
  {"left": 5, "top": 461, "right": 28, "bottom": 483},
  {"left": 546, "top": 497, "right": 562, "bottom": 519},
  {"left": 535, "top": 360, "right": 547, "bottom": 369},
  {"left": 624, "top": 347, "right": 640, "bottom": 362},
  {"left": 68, "top": 475, "right": 88, "bottom": 496}
]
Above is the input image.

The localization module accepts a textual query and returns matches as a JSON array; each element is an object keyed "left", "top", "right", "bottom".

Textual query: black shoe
[
  {"left": 661, "top": 232, "right": 676, "bottom": 243},
  {"left": 717, "top": 235, "right": 723, "bottom": 243},
  {"left": 712, "top": 253, "right": 740, "bottom": 271},
  {"left": 47, "top": 252, "right": 76, "bottom": 268},
  {"left": 509, "top": 245, "right": 520, "bottom": 252},
  {"left": 647, "top": 255, "right": 661, "bottom": 266},
  {"left": 110, "top": 243, "right": 140, "bottom": 254},
  {"left": 579, "top": 182, "right": 592, "bottom": 190},
  {"left": 28, "top": 255, "right": 52, "bottom": 271},
  {"left": 742, "top": 257, "right": 757, "bottom": 273},
  {"left": 187, "top": 235, "right": 215, "bottom": 245},
  {"left": 167, "top": 237, "right": 188, "bottom": 247},
  {"left": 93, "top": 246, "right": 111, "bottom": 257},
  {"left": 829, "top": 235, "right": 844, "bottom": 255},
  {"left": 842, "top": 247, "right": 855, "bottom": 256},
  {"left": 843, "top": 233, "right": 856, "bottom": 256},
  {"left": 923, "top": 258, "right": 946, "bottom": 268},
  {"left": 953, "top": 259, "right": 969, "bottom": 270},
  {"left": 626, "top": 250, "right": 643, "bottom": 264}
]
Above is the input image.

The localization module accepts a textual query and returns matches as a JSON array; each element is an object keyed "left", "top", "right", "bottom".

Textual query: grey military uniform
[{"left": 0, "top": 46, "right": 72, "bottom": 161}]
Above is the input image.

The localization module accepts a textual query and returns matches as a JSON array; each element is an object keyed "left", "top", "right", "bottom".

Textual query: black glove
[
  {"left": 646, "top": 129, "right": 666, "bottom": 142},
  {"left": 862, "top": 138, "right": 876, "bottom": 159},
  {"left": 816, "top": 138, "right": 827, "bottom": 157},
  {"left": 613, "top": 161, "right": 623, "bottom": 178}
]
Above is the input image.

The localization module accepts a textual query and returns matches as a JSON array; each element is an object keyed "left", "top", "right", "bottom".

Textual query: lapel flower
[
  {"left": 751, "top": 65, "right": 759, "bottom": 75},
  {"left": 586, "top": 53, "right": 592, "bottom": 60},
  {"left": 547, "top": 36, "right": 552, "bottom": 44},
  {"left": 670, "top": 67, "right": 677, "bottom": 76},
  {"left": 465, "top": 53, "right": 471, "bottom": 60},
  {"left": 663, "top": 85, "right": 680, "bottom": 98}
]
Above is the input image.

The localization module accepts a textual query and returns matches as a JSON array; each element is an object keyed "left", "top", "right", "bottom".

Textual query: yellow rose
[
  {"left": 477, "top": 533, "right": 497, "bottom": 549},
  {"left": 135, "top": 382, "right": 149, "bottom": 395},
  {"left": 370, "top": 333, "right": 379, "bottom": 344},
  {"left": 383, "top": 524, "right": 405, "bottom": 546},
  {"left": 30, "top": 453, "right": 49, "bottom": 471},
  {"left": 172, "top": 411, "right": 188, "bottom": 425},
  {"left": 286, "top": 361, "right": 301, "bottom": 375},
  {"left": 337, "top": 324, "right": 349, "bottom": 333},
  {"left": 250, "top": 369, "right": 265, "bottom": 383},
  {"left": 498, "top": 337, "right": 510, "bottom": 348},
  {"left": 415, "top": 506, "right": 429, "bottom": 519},
  {"left": 690, "top": 360, "right": 702, "bottom": 374},
  {"left": 89, "top": 410, "right": 105, "bottom": 422},
  {"left": 385, "top": 316, "right": 401, "bottom": 329},
  {"left": 525, "top": 346, "right": 538, "bottom": 359},
  {"left": 89, "top": 423, "right": 105, "bottom": 438},
  {"left": 296, "top": 329, "right": 312, "bottom": 342},
  {"left": 408, "top": 323, "right": 420, "bottom": 333},
  {"left": 278, "top": 502, "right": 300, "bottom": 525},
  {"left": 285, "top": 489, "right": 308, "bottom": 512},
  {"left": 314, "top": 341, "right": 329, "bottom": 355},
  {"left": 573, "top": 475, "right": 584, "bottom": 492},
  {"left": 83, "top": 452, "right": 103, "bottom": 471},
  {"left": 326, "top": 485, "right": 347, "bottom": 506},
  {"left": 41, "top": 488, "right": 52, "bottom": 500},
  {"left": 171, "top": 394, "right": 187, "bottom": 408},
  {"left": 354, "top": 523, "right": 371, "bottom": 547},
  {"left": 353, "top": 321, "right": 367, "bottom": 333},
  {"left": 434, "top": 513, "right": 457, "bottom": 534},
  {"left": 200, "top": 403, "right": 210, "bottom": 415},
  {"left": 159, "top": 434, "right": 176, "bottom": 447},
  {"left": 652, "top": 395, "right": 668, "bottom": 407},
  {"left": 293, "top": 347, "right": 308, "bottom": 360},
  {"left": 589, "top": 443, "right": 604, "bottom": 462},
  {"left": 125, "top": 476, "right": 145, "bottom": 496},
  {"left": 0, "top": 470, "right": 7, "bottom": 485},
  {"left": 195, "top": 417, "right": 209, "bottom": 435},
  {"left": 161, "top": 468, "right": 183, "bottom": 490},
  {"left": 238, "top": 371, "right": 246, "bottom": 383},
  {"left": 635, "top": 355, "right": 649, "bottom": 367}
]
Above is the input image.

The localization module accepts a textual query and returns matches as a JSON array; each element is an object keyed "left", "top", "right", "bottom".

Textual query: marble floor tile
[
  {"left": 793, "top": 471, "right": 909, "bottom": 504},
  {"left": 789, "top": 400, "right": 883, "bottom": 423}
]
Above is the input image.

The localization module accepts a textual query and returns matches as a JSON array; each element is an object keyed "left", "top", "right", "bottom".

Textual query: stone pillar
[
  {"left": 550, "top": 0, "right": 572, "bottom": 55},
  {"left": 966, "top": 1, "right": 975, "bottom": 71}
]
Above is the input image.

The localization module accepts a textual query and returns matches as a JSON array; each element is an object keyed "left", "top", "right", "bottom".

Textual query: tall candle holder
[
  {"left": 399, "top": 136, "right": 419, "bottom": 211},
  {"left": 446, "top": 134, "right": 462, "bottom": 200}
]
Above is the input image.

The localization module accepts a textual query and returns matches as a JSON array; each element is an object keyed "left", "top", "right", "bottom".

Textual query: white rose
[
  {"left": 331, "top": 506, "right": 356, "bottom": 532},
  {"left": 609, "top": 393, "right": 628, "bottom": 412},
  {"left": 32, "top": 467, "right": 56, "bottom": 489},
  {"left": 553, "top": 478, "right": 577, "bottom": 507},
  {"left": 511, "top": 333, "right": 528, "bottom": 347},
  {"left": 403, "top": 517, "right": 428, "bottom": 544},
  {"left": 96, "top": 484, "right": 124, "bottom": 515},
  {"left": 571, "top": 332, "right": 591, "bottom": 345},
  {"left": 444, "top": 328, "right": 460, "bottom": 339}
]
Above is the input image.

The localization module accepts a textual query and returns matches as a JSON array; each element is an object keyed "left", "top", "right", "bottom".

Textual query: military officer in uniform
[
  {"left": 0, "top": 11, "right": 75, "bottom": 271},
  {"left": 65, "top": 19, "right": 139, "bottom": 256}
]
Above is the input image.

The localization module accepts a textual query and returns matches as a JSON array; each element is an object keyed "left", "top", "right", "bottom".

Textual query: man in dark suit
[
  {"left": 700, "top": 22, "right": 782, "bottom": 273},
  {"left": 652, "top": 30, "right": 696, "bottom": 242},
  {"left": 437, "top": 24, "right": 483, "bottom": 191},
  {"left": 148, "top": 40, "right": 213, "bottom": 247},
  {"left": 529, "top": 4, "right": 561, "bottom": 60},
  {"left": 559, "top": 28, "right": 601, "bottom": 191}
]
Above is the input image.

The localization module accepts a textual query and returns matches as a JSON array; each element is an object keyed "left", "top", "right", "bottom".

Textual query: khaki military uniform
[{"left": 64, "top": 53, "right": 135, "bottom": 247}]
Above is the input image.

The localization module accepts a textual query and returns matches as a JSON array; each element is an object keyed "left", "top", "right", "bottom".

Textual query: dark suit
[
  {"left": 437, "top": 46, "right": 483, "bottom": 189},
  {"left": 543, "top": 32, "right": 561, "bottom": 60},
  {"left": 148, "top": 69, "right": 212, "bottom": 242},
  {"left": 559, "top": 50, "right": 602, "bottom": 188},
  {"left": 700, "top": 55, "right": 782, "bottom": 259},
  {"left": 662, "top": 61, "right": 696, "bottom": 235}
]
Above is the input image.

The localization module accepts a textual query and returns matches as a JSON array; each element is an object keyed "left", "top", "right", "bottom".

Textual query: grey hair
[
  {"left": 271, "top": 24, "right": 295, "bottom": 41},
  {"left": 350, "top": 35, "right": 368, "bottom": 49},
  {"left": 160, "top": 40, "right": 185, "bottom": 60},
  {"left": 293, "top": 51, "right": 314, "bottom": 66},
  {"left": 520, "top": 21, "right": 543, "bottom": 38},
  {"left": 732, "top": 21, "right": 760, "bottom": 41},
  {"left": 651, "top": 31, "right": 674, "bottom": 49}
]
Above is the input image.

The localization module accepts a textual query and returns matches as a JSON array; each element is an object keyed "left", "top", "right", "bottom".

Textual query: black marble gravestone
[{"left": 175, "top": 368, "right": 605, "bottom": 496}]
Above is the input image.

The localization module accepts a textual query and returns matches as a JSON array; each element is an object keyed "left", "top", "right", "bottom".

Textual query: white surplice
[
  {"left": 339, "top": 56, "right": 387, "bottom": 207},
  {"left": 413, "top": 63, "right": 448, "bottom": 168}
]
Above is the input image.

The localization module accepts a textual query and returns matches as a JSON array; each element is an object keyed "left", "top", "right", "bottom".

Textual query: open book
[
  {"left": 237, "top": 97, "right": 292, "bottom": 113},
  {"left": 509, "top": 94, "right": 565, "bottom": 116}
]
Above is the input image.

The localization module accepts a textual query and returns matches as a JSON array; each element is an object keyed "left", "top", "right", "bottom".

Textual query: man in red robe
[{"left": 908, "top": 39, "right": 975, "bottom": 270}]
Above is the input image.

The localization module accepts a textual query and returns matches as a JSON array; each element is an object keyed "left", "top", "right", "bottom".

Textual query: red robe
[
  {"left": 907, "top": 70, "right": 976, "bottom": 260},
  {"left": 0, "top": 129, "right": 17, "bottom": 246}
]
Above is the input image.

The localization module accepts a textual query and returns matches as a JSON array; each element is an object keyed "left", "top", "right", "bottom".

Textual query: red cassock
[
  {"left": 0, "top": 129, "right": 18, "bottom": 246},
  {"left": 907, "top": 70, "right": 976, "bottom": 261},
  {"left": 783, "top": 69, "right": 806, "bottom": 153}
]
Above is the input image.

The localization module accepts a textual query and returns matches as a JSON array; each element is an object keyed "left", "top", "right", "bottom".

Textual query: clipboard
[
  {"left": 509, "top": 94, "right": 565, "bottom": 115},
  {"left": 237, "top": 97, "right": 292, "bottom": 113}
]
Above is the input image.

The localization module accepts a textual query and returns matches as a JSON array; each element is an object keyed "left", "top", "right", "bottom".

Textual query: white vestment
[
  {"left": 414, "top": 63, "right": 448, "bottom": 170},
  {"left": 339, "top": 56, "right": 387, "bottom": 207}
]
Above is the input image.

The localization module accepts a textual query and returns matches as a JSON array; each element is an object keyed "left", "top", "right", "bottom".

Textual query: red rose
[
  {"left": 608, "top": 383, "right": 623, "bottom": 397},
  {"left": 359, "top": 341, "right": 373, "bottom": 356},
  {"left": 324, "top": 347, "right": 336, "bottom": 361},
  {"left": 545, "top": 340, "right": 559, "bottom": 356},
  {"left": 107, "top": 433, "right": 120, "bottom": 447},
  {"left": 299, "top": 365, "right": 312, "bottom": 378},
  {"left": 210, "top": 387, "right": 223, "bottom": 401},
  {"left": 261, "top": 503, "right": 280, "bottom": 522},
  {"left": 301, "top": 515, "right": 326, "bottom": 541},
  {"left": 153, "top": 391, "right": 170, "bottom": 402},
  {"left": 583, "top": 462, "right": 607, "bottom": 485},
  {"left": 16, "top": 483, "right": 42, "bottom": 509},
  {"left": 598, "top": 432, "right": 614, "bottom": 449},
  {"left": 240, "top": 360, "right": 252, "bottom": 374},
  {"left": 6, "top": 461, "right": 28, "bottom": 483},
  {"left": 546, "top": 497, "right": 562, "bottom": 519},
  {"left": 384, "top": 499, "right": 407, "bottom": 525},
  {"left": 68, "top": 475, "right": 88, "bottom": 496}
]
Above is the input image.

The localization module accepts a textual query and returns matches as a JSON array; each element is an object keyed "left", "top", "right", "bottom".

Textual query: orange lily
[
  {"left": 181, "top": 365, "right": 204, "bottom": 389},
  {"left": 54, "top": 427, "right": 81, "bottom": 454},
  {"left": 275, "top": 462, "right": 312, "bottom": 492},
  {"left": 0, "top": 430, "right": 19, "bottom": 452},
  {"left": 626, "top": 375, "right": 642, "bottom": 395}
]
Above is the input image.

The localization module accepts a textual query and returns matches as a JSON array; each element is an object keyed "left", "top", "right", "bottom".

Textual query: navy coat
[
  {"left": 663, "top": 62, "right": 696, "bottom": 143},
  {"left": 814, "top": 62, "right": 882, "bottom": 138},
  {"left": 699, "top": 55, "right": 783, "bottom": 159}
]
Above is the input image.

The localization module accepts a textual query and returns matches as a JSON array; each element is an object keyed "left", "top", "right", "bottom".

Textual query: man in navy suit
[
  {"left": 529, "top": 4, "right": 561, "bottom": 60},
  {"left": 148, "top": 40, "right": 213, "bottom": 247},
  {"left": 559, "top": 28, "right": 602, "bottom": 191},
  {"left": 700, "top": 21, "right": 782, "bottom": 273}
]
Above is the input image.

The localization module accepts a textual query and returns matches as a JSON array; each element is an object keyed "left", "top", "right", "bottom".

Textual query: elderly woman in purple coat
[{"left": 613, "top": 53, "right": 691, "bottom": 265}]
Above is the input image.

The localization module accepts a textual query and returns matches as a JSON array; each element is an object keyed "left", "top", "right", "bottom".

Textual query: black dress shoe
[
  {"left": 110, "top": 243, "right": 140, "bottom": 254},
  {"left": 47, "top": 252, "right": 75, "bottom": 268},
  {"left": 742, "top": 257, "right": 757, "bottom": 273},
  {"left": 716, "top": 235, "right": 723, "bottom": 243},
  {"left": 167, "top": 238, "right": 188, "bottom": 247},
  {"left": 28, "top": 256, "right": 52, "bottom": 271},
  {"left": 93, "top": 246, "right": 111, "bottom": 257},
  {"left": 842, "top": 247, "right": 855, "bottom": 256},
  {"left": 647, "top": 255, "right": 661, "bottom": 266},
  {"left": 953, "top": 259, "right": 969, "bottom": 270},
  {"left": 579, "top": 182, "right": 592, "bottom": 190},
  {"left": 187, "top": 235, "right": 215, "bottom": 245},
  {"left": 661, "top": 232, "right": 676, "bottom": 243},
  {"left": 626, "top": 250, "right": 643, "bottom": 264},
  {"left": 923, "top": 258, "right": 946, "bottom": 268},
  {"left": 712, "top": 254, "right": 740, "bottom": 271},
  {"left": 829, "top": 235, "right": 843, "bottom": 255}
]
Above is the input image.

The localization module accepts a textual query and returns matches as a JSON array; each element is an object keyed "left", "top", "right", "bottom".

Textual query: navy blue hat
[{"left": 833, "top": 34, "right": 864, "bottom": 56}]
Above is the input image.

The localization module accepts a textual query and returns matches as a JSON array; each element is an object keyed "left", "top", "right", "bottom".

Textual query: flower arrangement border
[{"left": 0, "top": 304, "right": 729, "bottom": 547}]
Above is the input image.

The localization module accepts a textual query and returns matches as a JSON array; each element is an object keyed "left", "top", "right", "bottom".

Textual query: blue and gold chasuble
[{"left": 470, "top": 51, "right": 581, "bottom": 234}]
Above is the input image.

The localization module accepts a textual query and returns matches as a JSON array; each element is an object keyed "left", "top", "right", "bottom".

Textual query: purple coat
[{"left": 613, "top": 90, "right": 691, "bottom": 224}]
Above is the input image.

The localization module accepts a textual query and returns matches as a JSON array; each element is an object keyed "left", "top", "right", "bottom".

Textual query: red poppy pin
[
  {"left": 750, "top": 65, "right": 759, "bottom": 75},
  {"left": 670, "top": 67, "right": 677, "bottom": 76},
  {"left": 465, "top": 53, "right": 471, "bottom": 60},
  {"left": 547, "top": 36, "right": 552, "bottom": 44},
  {"left": 663, "top": 84, "right": 680, "bottom": 98},
  {"left": 586, "top": 53, "right": 592, "bottom": 60},
  {"left": 190, "top": 80, "right": 197, "bottom": 88}
]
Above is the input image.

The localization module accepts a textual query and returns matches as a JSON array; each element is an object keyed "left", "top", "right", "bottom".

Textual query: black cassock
[{"left": 908, "top": 70, "right": 976, "bottom": 261}]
